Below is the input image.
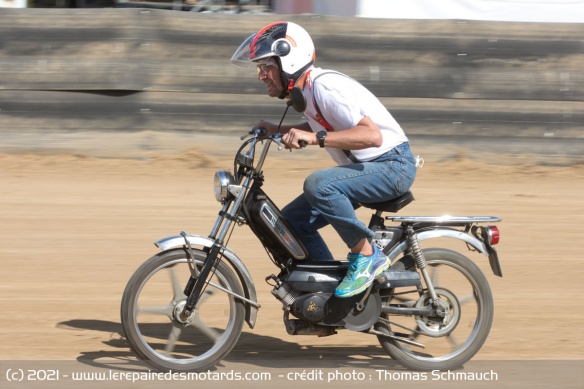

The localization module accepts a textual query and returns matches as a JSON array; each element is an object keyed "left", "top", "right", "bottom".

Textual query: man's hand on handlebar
[{"left": 282, "top": 128, "right": 313, "bottom": 149}]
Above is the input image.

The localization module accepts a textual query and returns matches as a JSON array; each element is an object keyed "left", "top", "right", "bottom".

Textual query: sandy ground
[{"left": 0, "top": 134, "right": 582, "bottom": 388}]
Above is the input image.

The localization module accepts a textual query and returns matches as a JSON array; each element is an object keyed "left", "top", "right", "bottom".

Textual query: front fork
[
  {"left": 179, "top": 161, "right": 253, "bottom": 320},
  {"left": 179, "top": 241, "right": 223, "bottom": 320}
]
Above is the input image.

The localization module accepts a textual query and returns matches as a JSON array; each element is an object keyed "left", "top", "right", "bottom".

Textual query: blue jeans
[{"left": 282, "top": 142, "right": 416, "bottom": 261}]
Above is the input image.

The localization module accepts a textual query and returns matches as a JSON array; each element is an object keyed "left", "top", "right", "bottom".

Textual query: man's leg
[{"left": 281, "top": 193, "right": 335, "bottom": 261}]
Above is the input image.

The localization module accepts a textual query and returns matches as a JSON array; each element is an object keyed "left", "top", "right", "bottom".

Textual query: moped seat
[{"left": 360, "top": 191, "right": 415, "bottom": 213}]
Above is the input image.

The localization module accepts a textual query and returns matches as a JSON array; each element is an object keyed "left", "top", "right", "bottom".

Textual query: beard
[{"left": 265, "top": 81, "right": 284, "bottom": 97}]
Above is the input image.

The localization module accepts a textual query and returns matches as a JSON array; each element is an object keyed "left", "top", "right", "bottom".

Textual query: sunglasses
[{"left": 256, "top": 61, "right": 277, "bottom": 75}]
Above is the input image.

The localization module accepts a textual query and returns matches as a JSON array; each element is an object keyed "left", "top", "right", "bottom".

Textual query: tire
[
  {"left": 120, "top": 248, "right": 245, "bottom": 371},
  {"left": 376, "top": 248, "right": 494, "bottom": 371}
]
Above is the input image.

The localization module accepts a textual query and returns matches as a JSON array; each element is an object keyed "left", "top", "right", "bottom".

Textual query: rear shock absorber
[
  {"left": 407, "top": 225, "right": 427, "bottom": 269},
  {"left": 406, "top": 225, "right": 440, "bottom": 306}
]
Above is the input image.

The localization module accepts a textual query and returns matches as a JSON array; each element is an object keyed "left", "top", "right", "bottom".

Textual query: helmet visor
[
  {"left": 230, "top": 34, "right": 255, "bottom": 68},
  {"left": 231, "top": 32, "right": 279, "bottom": 68}
]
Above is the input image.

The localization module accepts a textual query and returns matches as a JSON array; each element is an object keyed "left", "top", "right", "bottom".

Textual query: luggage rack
[{"left": 387, "top": 216, "right": 501, "bottom": 224}]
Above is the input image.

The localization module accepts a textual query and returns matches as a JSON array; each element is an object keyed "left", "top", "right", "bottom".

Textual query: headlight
[{"left": 214, "top": 170, "right": 236, "bottom": 203}]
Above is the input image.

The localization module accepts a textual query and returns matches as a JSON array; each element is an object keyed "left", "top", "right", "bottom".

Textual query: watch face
[{"left": 317, "top": 131, "right": 326, "bottom": 147}]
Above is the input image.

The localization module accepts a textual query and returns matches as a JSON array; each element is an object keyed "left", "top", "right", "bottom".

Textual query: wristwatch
[{"left": 316, "top": 131, "right": 327, "bottom": 148}]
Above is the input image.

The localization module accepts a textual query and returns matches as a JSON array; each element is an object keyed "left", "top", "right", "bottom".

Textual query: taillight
[{"left": 485, "top": 226, "right": 500, "bottom": 245}]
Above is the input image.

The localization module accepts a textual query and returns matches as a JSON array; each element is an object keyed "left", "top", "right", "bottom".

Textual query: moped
[{"left": 120, "top": 88, "right": 502, "bottom": 371}]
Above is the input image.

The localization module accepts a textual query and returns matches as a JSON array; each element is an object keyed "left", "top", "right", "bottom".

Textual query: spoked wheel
[
  {"left": 121, "top": 248, "right": 245, "bottom": 371},
  {"left": 376, "top": 248, "right": 494, "bottom": 371}
]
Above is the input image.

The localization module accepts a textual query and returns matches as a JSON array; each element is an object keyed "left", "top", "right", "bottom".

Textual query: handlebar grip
[
  {"left": 298, "top": 140, "right": 307, "bottom": 148},
  {"left": 249, "top": 127, "right": 268, "bottom": 137}
]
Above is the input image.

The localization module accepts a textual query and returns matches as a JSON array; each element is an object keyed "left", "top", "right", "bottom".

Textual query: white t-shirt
[{"left": 303, "top": 67, "right": 408, "bottom": 165}]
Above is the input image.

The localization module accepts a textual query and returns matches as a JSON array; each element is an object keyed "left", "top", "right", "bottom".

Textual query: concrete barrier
[{"left": 0, "top": 9, "right": 582, "bottom": 152}]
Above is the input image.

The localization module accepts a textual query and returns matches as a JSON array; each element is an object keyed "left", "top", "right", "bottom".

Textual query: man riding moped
[{"left": 231, "top": 21, "right": 417, "bottom": 298}]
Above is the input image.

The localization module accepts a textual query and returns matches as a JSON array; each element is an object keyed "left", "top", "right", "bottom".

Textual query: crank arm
[
  {"left": 368, "top": 329, "right": 425, "bottom": 349},
  {"left": 355, "top": 282, "right": 375, "bottom": 312}
]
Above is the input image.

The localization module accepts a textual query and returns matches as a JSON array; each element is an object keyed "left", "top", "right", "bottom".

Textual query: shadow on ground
[{"left": 58, "top": 319, "right": 404, "bottom": 372}]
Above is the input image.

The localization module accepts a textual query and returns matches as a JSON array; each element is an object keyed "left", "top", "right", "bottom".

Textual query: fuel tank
[{"left": 244, "top": 186, "right": 308, "bottom": 264}]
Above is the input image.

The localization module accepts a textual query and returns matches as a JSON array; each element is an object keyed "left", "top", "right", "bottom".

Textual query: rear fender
[
  {"left": 155, "top": 234, "right": 259, "bottom": 328},
  {"left": 386, "top": 228, "right": 502, "bottom": 276}
]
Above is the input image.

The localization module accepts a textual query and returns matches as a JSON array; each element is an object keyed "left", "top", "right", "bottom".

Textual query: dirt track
[{"left": 0, "top": 135, "right": 582, "bottom": 388}]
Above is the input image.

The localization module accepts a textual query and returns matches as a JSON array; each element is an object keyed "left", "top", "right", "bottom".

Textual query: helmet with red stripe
[{"left": 231, "top": 21, "right": 315, "bottom": 98}]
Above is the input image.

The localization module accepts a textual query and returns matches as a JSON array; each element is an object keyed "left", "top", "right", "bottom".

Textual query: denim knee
[{"left": 303, "top": 170, "right": 328, "bottom": 206}]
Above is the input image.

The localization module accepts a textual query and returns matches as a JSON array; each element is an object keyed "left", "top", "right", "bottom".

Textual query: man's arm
[
  {"left": 256, "top": 120, "right": 312, "bottom": 136},
  {"left": 283, "top": 116, "right": 382, "bottom": 149}
]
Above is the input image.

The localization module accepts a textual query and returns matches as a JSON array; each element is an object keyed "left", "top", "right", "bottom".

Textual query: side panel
[
  {"left": 244, "top": 187, "right": 308, "bottom": 263},
  {"left": 155, "top": 234, "right": 259, "bottom": 328}
]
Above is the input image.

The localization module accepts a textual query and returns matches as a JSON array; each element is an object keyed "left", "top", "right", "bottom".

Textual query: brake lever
[
  {"left": 272, "top": 133, "right": 283, "bottom": 151},
  {"left": 269, "top": 134, "right": 305, "bottom": 152}
]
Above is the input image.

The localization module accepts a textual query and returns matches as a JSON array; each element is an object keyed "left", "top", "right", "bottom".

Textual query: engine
[
  {"left": 270, "top": 280, "right": 337, "bottom": 336},
  {"left": 268, "top": 268, "right": 343, "bottom": 320},
  {"left": 267, "top": 255, "right": 388, "bottom": 333},
  {"left": 290, "top": 292, "right": 331, "bottom": 323}
]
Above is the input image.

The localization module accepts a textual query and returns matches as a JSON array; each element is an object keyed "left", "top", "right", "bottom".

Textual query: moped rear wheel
[
  {"left": 121, "top": 248, "right": 245, "bottom": 371},
  {"left": 376, "top": 248, "right": 494, "bottom": 371}
]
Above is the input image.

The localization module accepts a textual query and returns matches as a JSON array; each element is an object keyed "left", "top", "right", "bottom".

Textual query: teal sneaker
[{"left": 334, "top": 246, "right": 390, "bottom": 298}]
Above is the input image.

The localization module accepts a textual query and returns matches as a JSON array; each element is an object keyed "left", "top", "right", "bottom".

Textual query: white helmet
[{"left": 231, "top": 21, "right": 316, "bottom": 97}]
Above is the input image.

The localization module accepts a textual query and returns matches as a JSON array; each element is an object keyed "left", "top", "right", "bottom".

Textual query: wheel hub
[
  {"left": 415, "top": 287, "right": 460, "bottom": 337},
  {"left": 173, "top": 300, "right": 198, "bottom": 325}
]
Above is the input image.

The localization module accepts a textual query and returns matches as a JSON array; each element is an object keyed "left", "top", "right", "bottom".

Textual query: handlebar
[
  {"left": 242, "top": 127, "right": 268, "bottom": 140},
  {"left": 244, "top": 128, "right": 307, "bottom": 150}
]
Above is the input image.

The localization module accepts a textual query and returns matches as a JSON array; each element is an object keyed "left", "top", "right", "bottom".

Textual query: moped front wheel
[
  {"left": 376, "top": 248, "right": 494, "bottom": 371},
  {"left": 121, "top": 248, "right": 245, "bottom": 372}
]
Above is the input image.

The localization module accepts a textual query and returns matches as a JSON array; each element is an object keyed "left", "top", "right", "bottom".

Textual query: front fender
[
  {"left": 387, "top": 228, "right": 501, "bottom": 276},
  {"left": 155, "top": 234, "right": 259, "bottom": 329}
]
